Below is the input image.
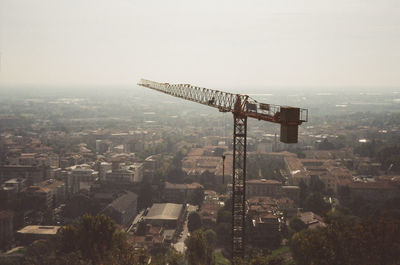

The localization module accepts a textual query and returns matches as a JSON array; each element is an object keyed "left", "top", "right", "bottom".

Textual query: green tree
[
  {"left": 216, "top": 222, "right": 231, "bottom": 248},
  {"left": 234, "top": 255, "right": 284, "bottom": 265},
  {"left": 42, "top": 206, "right": 55, "bottom": 225},
  {"left": 166, "top": 249, "right": 185, "bottom": 265},
  {"left": 290, "top": 214, "right": 400, "bottom": 265},
  {"left": 204, "top": 229, "right": 217, "bottom": 248},
  {"left": 289, "top": 217, "right": 307, "bottom": 233},
  {"left": 62, "top": 194, "right": 101, "bottom": 219},
  {"left": 189, "top": 187, "right": 205, "bottom": 207},
  {"left": 217, "top": 209, "right": 231, "bottom": 224},
  {"left": 168, "top": 151, "right": 186, "bottom": 183},
  {"left": 185, "top": 230, "right": 214, "bottom": 265},
  {"left": 199, "top": 171, "right": 217, "bottom": 190},
  {"left": 56, "top": 214, "right": 136, "bottom": 265},
  {"left": 188, "top": 212, "right": 202, "bottom": 233},
  {"left": 303, "top": 192, "right": 330, "bottom": 215},
  {"left": 24, "top": 239, "right": 57, "bottom": 265}
]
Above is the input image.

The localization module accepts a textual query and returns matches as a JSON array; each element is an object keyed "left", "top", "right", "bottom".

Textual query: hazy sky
[{"left": 0, "top": 0, "right": 399, "bottom": 88}]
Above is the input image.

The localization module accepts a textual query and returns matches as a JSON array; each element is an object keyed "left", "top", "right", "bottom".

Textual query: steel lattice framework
[{"left": 138, "top": 78, "right": 307, "bottom": 261}]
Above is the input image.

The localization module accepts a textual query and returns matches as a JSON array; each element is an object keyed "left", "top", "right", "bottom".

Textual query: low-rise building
[
  {"left": 143, "top": 203, "right": 186, "bottom": 229},
  {"left": 275, "top": 197, "right": 297, "bottom": 218},
  {"left": 282, "top": 186, "right": 300, "bottom": 205},
  {"left": 103, "top": 191, "right": 138, "bottom": 227},
  {"left": 127, "top": 224, "right": 164, "bottom": 250},
  {"left": 163, "top": 182, "right": 203, "bottom": 203},
  {"left": 0, "top": 165, "right": 45, "bottom": 185},
  {"left": 250, "top": 213, "right": 281, "bottom": 249},
  {"left": 67, "top": 164, "right": 98, "bottom": 182},
  {"left": 340, "top": 179, "right": 399, "bottom": 202},
  {"left": 246, "top": 179, "right": 282, "bottom": 198},
  {"left": 17, "top": 225, "right": 61, "bottom": 245},
  {"left": 199, "top": 201, "right": 221, "bottom": 229},
  {"left": 297, "top": 211, "right": 326, "bottom": 230},
  {"left": 247, "top": 196, "right": 283, "bottom": 249},
  {"left": 1, "top": 178, "right": 26, "bottom": 193},
  {"left": 23, "top": 186, "right": 53, "bottom": 209},
  {"left": 128, "top": 163, "right": 144, "bottom": 183},
  {"left": 284, "top": 156, "right": 310, "bottom": 185},
  {"left": 181, "top": 147, "right": 233, "bottom": 183},
  {"left": 143, "top": 154, "right": 162, "bottom": 182},
  {"left": 37, "top": 179, "right": 66, "bottom": 207},
  {"left": 105, "top": 162, "right": 140, "bottom": 184},
  {"left": 99, "top": 162, "right": 112, "bottom": 181}
]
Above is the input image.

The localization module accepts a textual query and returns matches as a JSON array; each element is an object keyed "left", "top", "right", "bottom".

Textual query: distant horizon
[
  {"left": 1, "top": 0, "right": 399, "bottom": 89},
  {"left": 0, "top": 82, "right": 399, "bottom": 92}
]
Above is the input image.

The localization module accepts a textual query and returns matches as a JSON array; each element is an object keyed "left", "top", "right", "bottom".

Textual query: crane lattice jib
[{"left": 138, "top": 79, "right": 308, "bottom": 125}]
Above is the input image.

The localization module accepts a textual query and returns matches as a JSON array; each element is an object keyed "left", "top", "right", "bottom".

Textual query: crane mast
[{"left": 138, "top": 79, "right": 307, "bottom": 261}]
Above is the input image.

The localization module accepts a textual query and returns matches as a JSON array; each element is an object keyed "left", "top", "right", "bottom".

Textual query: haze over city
[{"left": 1, "top": 0, "right": 399, "bottom": 88}]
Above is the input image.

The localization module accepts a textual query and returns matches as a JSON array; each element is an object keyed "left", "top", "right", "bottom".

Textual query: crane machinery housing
[{"left": 138, "top": 79, "right": 308, "bottom": 261}]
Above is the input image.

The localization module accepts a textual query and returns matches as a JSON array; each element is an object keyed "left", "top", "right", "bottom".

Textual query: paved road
[{"left": 173, "top": 205, "right": 197, "bottom": 253}]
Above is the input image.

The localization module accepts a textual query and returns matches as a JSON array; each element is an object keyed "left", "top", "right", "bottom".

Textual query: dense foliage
[
  {"left": 290, "top": 214, "right": 400, "bottom": 265},
  {"left": 185, "top": 230, "right": 214, "bottom": 265},
  {"left": 188, "top": 212, "right": 202, "bottom": 233},
  {"left": 23, "top": 214, "right": 137, "bottom": 265}
]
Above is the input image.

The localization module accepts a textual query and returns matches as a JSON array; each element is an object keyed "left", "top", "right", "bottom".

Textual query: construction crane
[{"left": 137, "top": 79, "right": 308, "bottom": 260}]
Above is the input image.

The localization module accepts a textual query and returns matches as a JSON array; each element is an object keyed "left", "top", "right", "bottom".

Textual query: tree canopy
[
  {"left": 185, "top": 230, "right": 214, "bottom": 265},
  {"left": 290, "top": 214, "right": 400, "bottom": 265},
  {"left": 188, "top": 211, "right": 202, "bottom": 233},
  {"left": 23, "top": 214, "right": 138, "bottom": 265},
  {"left": 189, "top": 187, "right": 205, "bottom": 207}
]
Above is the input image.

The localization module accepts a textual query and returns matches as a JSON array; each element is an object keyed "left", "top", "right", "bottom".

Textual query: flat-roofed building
[
  {"left": 17, "top": 225, "right": 61, "bottom": 245},
  {"left": 297, "top": 211, "right": 326, "bottom": 230},
  {"left": 143, "top": 203, "right": 185, "bottom": 229}
]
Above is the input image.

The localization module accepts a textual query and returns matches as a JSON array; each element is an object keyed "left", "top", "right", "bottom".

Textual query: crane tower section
[{"left": 138, "top": 78, "right": 307, "bottom": 260}]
